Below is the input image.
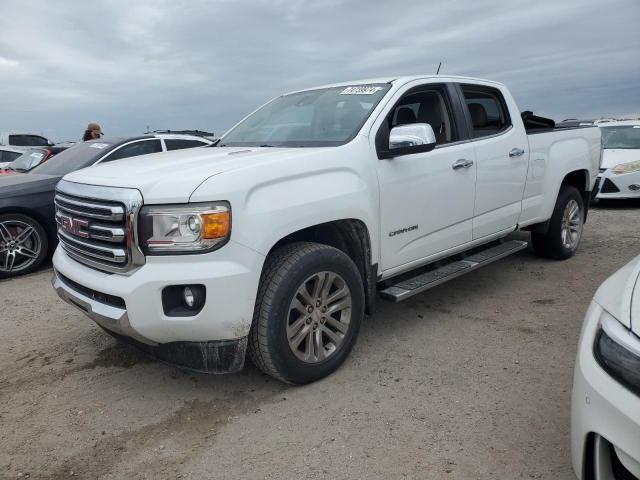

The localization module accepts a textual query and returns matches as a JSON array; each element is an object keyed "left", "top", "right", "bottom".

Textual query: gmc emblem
[{"left": 59, "top": 214, "right": 90, "bottom": 238}]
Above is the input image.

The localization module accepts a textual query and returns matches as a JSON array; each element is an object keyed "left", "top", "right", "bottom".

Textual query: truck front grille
[{"left": 55, "top": 180, "right": 145, "bottom": 274}]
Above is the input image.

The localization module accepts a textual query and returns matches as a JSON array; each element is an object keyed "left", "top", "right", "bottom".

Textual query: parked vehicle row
[
  {"left": 0, "top": 133, "right": 214, "bottom": 277},
  {"left": 4, "top": 77, "right": 637, "bottom": 480}
]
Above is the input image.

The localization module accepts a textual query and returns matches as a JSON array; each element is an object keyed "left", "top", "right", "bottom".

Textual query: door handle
[
  {"left": 509, "top": 148, "right": 525, "bottom": 157},
  {"left": 452, "top": 159, "right": 474, "bottom": 170}
]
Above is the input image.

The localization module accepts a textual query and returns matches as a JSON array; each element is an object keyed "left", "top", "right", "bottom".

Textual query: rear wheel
[
  {"left": 248, "top": 242, "right": 364, "bottom": 384},
  {"left": 0, "top": 214, "right": 48, "bottom": 279},
  {"left": 532, "top": 186, "right": 584, "bottom": 260}
]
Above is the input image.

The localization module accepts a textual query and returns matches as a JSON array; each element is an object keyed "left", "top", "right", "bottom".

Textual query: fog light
[
  {"left": 162, "top": 284, "right": 206, "bottom": 317},
  {"left": 184, "top": 286, "right": 195, "bottom": 308},
  {"left": 629, "top": 184, "right": 640, "bottom": 191}
]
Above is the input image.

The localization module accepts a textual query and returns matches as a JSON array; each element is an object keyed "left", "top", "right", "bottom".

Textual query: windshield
[
  {"left": 220, "top": 84, "right": 390, "bottom": 147},
  {"left": 31, "top": 141, "right": 113, "bottom": 176},
  {"left": 601, "top": 125, "right": 640, "bottom": 149},
  {"left": 8, "top": 149, "right": 47, "bottom": 172}
]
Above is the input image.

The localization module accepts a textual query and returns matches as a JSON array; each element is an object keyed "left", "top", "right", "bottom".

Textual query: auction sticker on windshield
[
  {"left": 340, "top": 86, "right": 384, "bottom": 95},
  {"left": 89, "top": 143, "right": 109, "bottom": 149}
]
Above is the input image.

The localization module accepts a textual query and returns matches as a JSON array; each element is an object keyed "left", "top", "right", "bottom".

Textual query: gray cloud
[{"left": 1, "top": 0, "right": 638, "bottom": 141}]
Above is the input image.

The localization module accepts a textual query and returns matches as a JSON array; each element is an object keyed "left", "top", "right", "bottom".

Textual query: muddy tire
[{"left": 248, "top": 242, "right": 364, "bottom": 384}]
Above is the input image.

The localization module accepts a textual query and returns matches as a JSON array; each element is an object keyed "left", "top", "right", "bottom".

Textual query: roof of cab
[{"left": 289, "top": 75, "right": 506, "bottom": 95}]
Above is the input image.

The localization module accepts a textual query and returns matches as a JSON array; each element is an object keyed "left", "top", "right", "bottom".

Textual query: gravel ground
[{"left": 1, "top": 201, "right": 639, "bottom": 480}]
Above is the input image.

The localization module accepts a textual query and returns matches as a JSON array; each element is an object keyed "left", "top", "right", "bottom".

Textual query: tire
[
  {"left": 531, "top": 186, "right": 584, "bottom": 260},
  {"left": 0, "top": 213, "right": 49, "bottom": 279},
  {"left": 248, "top": 242, "right": 365, "bottom": 384}
]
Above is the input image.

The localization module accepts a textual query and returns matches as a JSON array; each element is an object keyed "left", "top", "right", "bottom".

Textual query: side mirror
[{"left": 382, "top": 123, "right": 437, "bottom": 159}]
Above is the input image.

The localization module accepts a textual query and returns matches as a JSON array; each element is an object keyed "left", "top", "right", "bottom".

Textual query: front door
[{"left": 376, "top": 83, "right": 477, "bottom": 271}]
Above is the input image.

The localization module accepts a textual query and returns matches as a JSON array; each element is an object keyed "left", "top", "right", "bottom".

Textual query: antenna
[{"left": 436, "top": 62, "right": 442, "bottom": 75}]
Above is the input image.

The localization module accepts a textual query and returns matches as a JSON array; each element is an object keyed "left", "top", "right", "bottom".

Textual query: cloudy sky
[{"left": 1, "top": 0, "right": 639, "bottom": 142}]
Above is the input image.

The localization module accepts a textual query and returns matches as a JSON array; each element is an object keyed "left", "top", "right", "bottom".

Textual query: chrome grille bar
[
  {"left": 55, "top": 193, "right": 125, "bottom": 221},
  {"left": 55, "top": 180, "right": 145, "bottom": 274},
  {"left": 55, "top": 212, "right": 126, "bottom": 243},
  {"left": 57, "top": 230, "right": 127, "bottom": 263}
]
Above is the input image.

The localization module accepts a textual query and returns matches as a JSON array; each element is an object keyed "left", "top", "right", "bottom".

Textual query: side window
[
  {"left": 386, "top": 86, "right": 458, "bottom": 145},
  {"left": 1, "top": 151, "right": 22, "bottom": 163},
  {"left": 164, "top": 139, "right": 208, "bottom": 151},
  {"left": 461, "top": 86, "right": 511, "bottom": 138},
  {"left": 103, "top": 139, "right": 162, "bottom": 162},
  {"left": 8, "top": 135, "right": 49, "bottom": 146}
]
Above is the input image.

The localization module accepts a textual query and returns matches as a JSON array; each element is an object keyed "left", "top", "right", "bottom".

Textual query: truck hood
[
  {"left": 62, "top": 146, "right": 327, "bottom": 203},
  {"left": 594, "top": 254, "right": 640, "bottom": 336},
  {"left": 601, "top": 149, "right": 640, "bottom": 169}
]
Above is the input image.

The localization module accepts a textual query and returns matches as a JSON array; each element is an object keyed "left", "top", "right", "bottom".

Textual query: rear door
[
  {"left": 376, "top": 82, "right": 477, "bottom": 271},
  {"left": 457, "top": 84, "right": 528, "bottom": 239}
]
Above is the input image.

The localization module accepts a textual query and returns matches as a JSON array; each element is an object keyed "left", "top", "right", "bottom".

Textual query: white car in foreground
[
  {"left": 571, "top": 255, "right": 640, "bottom": 479},
  {"left": 595, "top": 121, "right": 640, "bottom": 200}
]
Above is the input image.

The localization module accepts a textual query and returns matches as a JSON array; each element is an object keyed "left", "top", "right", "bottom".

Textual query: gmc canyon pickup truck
[{"left": 51, "top": 76, "right": 601, "bottom": 384}]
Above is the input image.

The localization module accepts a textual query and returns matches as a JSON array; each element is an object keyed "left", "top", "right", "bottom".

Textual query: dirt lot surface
[{"left": 1, "top": 201, "right": 639, "bottom": 480}]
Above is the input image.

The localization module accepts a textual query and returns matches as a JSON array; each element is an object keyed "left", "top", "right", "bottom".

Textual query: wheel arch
[
  {"left": 561, "top": 169, "right": 591, "bottom": 222},
  {"left": 525, "top": 168, "right": 591, "bottom": 235},
  {"left": 264, "top": 219, "right": 377, "bottom": 315}
]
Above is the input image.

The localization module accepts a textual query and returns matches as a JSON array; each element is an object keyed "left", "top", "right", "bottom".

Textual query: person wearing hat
[{"left": 82, "top": 123, "right": 103, "bottom": 141}]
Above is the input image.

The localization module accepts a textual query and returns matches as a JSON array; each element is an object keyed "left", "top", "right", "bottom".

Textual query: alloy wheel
[
  {"left": 0, "top": 220, "right": 42, "bottom": 273},
  {"left": 560, "top": 199, "right": 582, "bottom": 250},
  {"left": 286, "top": 271, "right": 353, "bottom": 363}
]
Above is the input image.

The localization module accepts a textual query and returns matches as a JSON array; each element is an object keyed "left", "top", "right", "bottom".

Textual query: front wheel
[
  {"left": 0, "top": 213, "right": 49, "bottom": 279},
  {"left": 248, "top": 242, "right": 364, "bottom": 384},
  {"left": 531, "top": 185, "right": 584, "bottom": 260}
]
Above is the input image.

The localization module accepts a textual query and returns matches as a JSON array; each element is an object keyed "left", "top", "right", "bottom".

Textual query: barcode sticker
[{"left": 340, "top": 86, "right": 383, "bottom": 95}]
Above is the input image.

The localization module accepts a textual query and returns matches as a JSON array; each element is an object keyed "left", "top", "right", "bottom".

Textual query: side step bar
[{"left": 379, "top": 240, "right": 528, "bottom": 302}]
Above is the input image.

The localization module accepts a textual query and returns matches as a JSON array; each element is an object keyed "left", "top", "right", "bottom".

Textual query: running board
[{"left": 379, "top": 240, "right": 528, "bottom": 302}]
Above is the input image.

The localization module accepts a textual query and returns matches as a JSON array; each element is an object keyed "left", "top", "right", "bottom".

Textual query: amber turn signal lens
[{"left": 201, "top": 211, "right": 230, "bottom": 239}]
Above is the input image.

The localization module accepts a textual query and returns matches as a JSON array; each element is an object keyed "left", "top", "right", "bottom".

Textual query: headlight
[
  {"left": 594, "top": 310, "right": 640, "bottom": 396},
  {"left": 138, "top": 202, "right": 231, "bottom": 254},
  {"left": 611, "top": 159, "right": 640, "bottom": 174}
]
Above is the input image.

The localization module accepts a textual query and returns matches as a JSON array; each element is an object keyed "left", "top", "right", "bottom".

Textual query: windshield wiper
[{"left": 259, "top": 144, "right": 276, "bottom": 147}]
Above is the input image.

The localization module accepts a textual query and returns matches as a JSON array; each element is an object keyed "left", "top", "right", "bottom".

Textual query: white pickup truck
[{"left": 52, "top": 76, "right": 601, "bottom": 384}]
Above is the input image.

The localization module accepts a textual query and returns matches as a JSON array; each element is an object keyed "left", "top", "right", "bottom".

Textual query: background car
[
  {"left": 0, "top": 132, "right": 52, "bottom": 147},
  {"left": 0, "top": 133, "right": 214, "bottom": 278},
  {"left": 0, "top": 145, "right": 68, "bottom": 176},
  {"left": 0, "top": 145, "right": 26, "bottom": 168},
  {"left": 571, "top": 255, "right": 640, "bottom": 479},
  {"left": 594, "top": 120, "right": 640, "bottom": 200}
]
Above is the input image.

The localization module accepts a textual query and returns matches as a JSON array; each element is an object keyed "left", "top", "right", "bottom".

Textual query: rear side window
[
  {"left": 104, "top": 139, "right": 162, "bottom": 162},
  {"left": 8, "top": 134, "right": 49, "bottom": 146},
  {"left": 0, "top": 150, "right": 22, "bottom": 163},
  {"left": 461, "top": 85, "right": 511, "bottom": 138},
  {"left": 165, "top": 139, "right": 208, "bottom": 151}
]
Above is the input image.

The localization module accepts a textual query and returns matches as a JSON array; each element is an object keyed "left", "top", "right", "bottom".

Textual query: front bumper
[
  {"left": 571, "top": 301, "right": 640, "bottom": 479},
  {"left": 52, "top": 240, "right": 264, "bottom": 345},
  {"left": 595, "top": 168, "right": 640, "bottom": 200}
]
